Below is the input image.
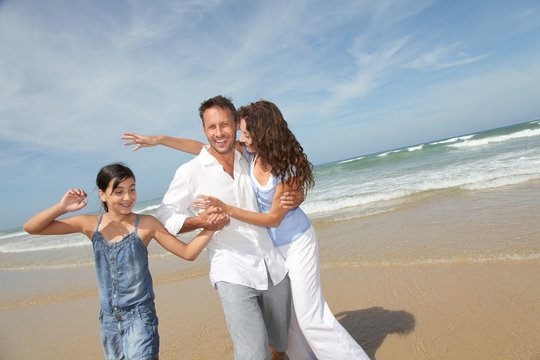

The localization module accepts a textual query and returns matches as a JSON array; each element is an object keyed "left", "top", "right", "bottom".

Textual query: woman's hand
[
  {"left": 194, "top": 195, "right": 229, "bottom": 215},
  {"left": 122, "top": 132, "right": 160, "bottom": 151}
]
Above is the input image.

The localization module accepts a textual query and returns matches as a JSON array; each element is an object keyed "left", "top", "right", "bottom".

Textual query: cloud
[
  {"left": 327, "top": 36, "right": 411, "bottom": 109},
  {"left": 0, "top": 1, "right": 214, "bottom": 153},
  {"left": 1, "top": 0, "right": 540, "bottom": 230},
  {"left": 406, "top": 42, "right": 490, "bottom": 71},
  {"left": 318, "top": 0, "right": 434, "bottom": 112}
]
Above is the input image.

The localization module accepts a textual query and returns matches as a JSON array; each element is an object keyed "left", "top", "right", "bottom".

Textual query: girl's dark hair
[
  {"left": 237, "top": 100, "right": 314, "bottom": 195},
  {"left": 96, "top": 163, "right": 135, "bottom": 212}
]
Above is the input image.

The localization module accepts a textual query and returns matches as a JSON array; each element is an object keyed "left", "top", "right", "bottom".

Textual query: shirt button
[
  {"left": 114, "top": 306, "right": 118, "bottom": 311},
  {"left": 112, "top": 270, "right": 116, "bottom": 274},
  {"left": 110, "top": 244, "right": 114, "bottom": 249},
  {"left": 115, "top": 315, "right": 121, "bottom": 320},
  {"left": 111, "top": 256, "right": 115, "bottom": 261},
  {"left": 113, "top": 294, "right": 117, "bottom": 298}
]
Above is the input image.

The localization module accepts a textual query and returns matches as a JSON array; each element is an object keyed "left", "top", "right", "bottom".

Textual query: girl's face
[
  {"left": 239, "top": 118, "right": 256, "bottom": 153},
  {"left": 99, "top": 177, "right": 136, "bottom": 214}
]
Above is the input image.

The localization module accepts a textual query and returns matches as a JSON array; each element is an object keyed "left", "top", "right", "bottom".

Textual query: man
[{"left": 153, "top": 96, "right": 291, "bottom": 360}]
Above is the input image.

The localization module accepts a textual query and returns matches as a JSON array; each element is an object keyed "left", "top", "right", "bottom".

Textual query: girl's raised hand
[{"left": 60, "top": 188, "right": 88, "bottom": 212}]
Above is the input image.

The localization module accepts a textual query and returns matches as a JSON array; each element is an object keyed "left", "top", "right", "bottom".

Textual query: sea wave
[
  {"left": 0, "top": 241, "right": 90, "bottom": 254},
  {"left": 377, "top": 149, "right": 401, "bottom": 157},
  {"left": 0, "top": 230, "right": 28, "bottom": 240},
  {"left": 448, "top": 127, "right": 540, "bottom": 149},
  {"left": 303, "top": 188, "right": 413, "bottom": 216},
  {"left": 338, "top": 156, "right": 364, "bottom": 164},
  {"left": 0, "top": 237, "right": 89, "bottom": 254},
  {"left": 461, "top": 173, "right": 540, "bottom": 190},
  {"left": 135, "top": 204, "right": 160, "bottom": 214},
  {"left": 407, "top": 144, "right": 423, "bottom": 152},
  {"left": 305, "top": 152, "right": 540, "bottom": 217},
  {"left": 430, "top": 134, "right": 475, "bottom": 146}
]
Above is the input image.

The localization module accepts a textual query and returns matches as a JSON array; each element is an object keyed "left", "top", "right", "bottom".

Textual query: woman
[{"left": 123, "top": 101, "right": 369, "bottom": 359}]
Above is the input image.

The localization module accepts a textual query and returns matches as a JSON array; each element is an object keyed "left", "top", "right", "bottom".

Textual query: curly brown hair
[{"left": 237, "top": 100, "right": 314, "bottom": 195}]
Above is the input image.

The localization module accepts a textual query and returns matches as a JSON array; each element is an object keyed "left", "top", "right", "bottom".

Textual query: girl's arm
[
  {"left": 122, "top": 133, "right": 205, "bottom": 155},
  {"left": 195, "top": 181, "right": 296, "bottom": 228},
  {"left": 148, "top": 215, "right": 220, "bottom": 261},
  {"left": 23, "top": 188, "right": 90, "bottom": 235}
]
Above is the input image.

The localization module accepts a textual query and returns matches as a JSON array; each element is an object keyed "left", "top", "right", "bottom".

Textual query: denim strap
[
  {"left": 134, "top": 214, "right": 141, "bottom": 233},
  {"left": 95, "top": 214, "right": 104, "bottom": 232}
]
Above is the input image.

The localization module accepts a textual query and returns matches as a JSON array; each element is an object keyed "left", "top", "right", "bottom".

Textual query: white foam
[
  {"left": 462, "top": 173, "right": 540, "bottom": 190},
  {"left": 430, "top": 134, "right": 475, "bottom": 145},
  {"left": 407, "top": 144, "right": 423, "bottom": 152},
  {"left": 304, "top": 150, "right": 540, "bottom": 217},
  {"left": 0, "top": 236, "right": 90, "bottom": 254},
  {"left": 377, "top": 149, "right": 401, "bottom": 157},
  {"left": 0, "top": 230, "right": 27, "bottom": 240},
  {"left": 135, "top": 204, "right": 160, "bottom": 214},
  {"left": 303, "top": 188, "right": 413, "bottom": 215},
  {"left": 338, "top": 156, "right": 364, "bottom": 164},
  {"left": 449, "top": 128, "right": 540, "bottom": 149}
]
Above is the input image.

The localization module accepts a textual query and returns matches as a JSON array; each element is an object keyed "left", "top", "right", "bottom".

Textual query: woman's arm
[
  {"left": 149, "top": 215, "right": 220, "bottom": 261},
  {"left": 195, "top": 181, "right": 295, "bottom": 228},
  {"left": 122, "top": 132, "right": 205, "bottom": 155},
  {"left": 23, "top": 188, "right": 90, "bottom": 235}
]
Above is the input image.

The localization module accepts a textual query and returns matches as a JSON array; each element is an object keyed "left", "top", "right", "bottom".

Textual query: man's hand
[
  {"left": 122, "top": 132, "right": 160, "bottom": 151},
  {"left": 280, "top": 190, "right": 304, "bottom": 209}
]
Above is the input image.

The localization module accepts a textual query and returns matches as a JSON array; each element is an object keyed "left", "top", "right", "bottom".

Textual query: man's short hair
[{"left": 198, "top": 95, "right": 237, "bottom": 124}]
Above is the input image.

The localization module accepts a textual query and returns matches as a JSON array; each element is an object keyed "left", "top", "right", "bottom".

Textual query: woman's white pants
[{"left": 278, "top": 227, "right": 370, "bottom": 360}]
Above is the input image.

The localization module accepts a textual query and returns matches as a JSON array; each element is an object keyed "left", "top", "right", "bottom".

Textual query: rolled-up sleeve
[{"left": 156, "top": 167, "right": 193, "bottom": 235}]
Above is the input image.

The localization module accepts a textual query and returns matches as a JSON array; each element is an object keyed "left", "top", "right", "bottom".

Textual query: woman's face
[{"left": 239, "top": 118, "right": 256, "bottom": 153}]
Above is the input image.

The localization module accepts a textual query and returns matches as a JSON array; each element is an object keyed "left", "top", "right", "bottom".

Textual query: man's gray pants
[{"left": 216, "top": 274, "right": 291, "bottom": 360}]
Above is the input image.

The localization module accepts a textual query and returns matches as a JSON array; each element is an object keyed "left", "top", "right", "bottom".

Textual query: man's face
[{"left": 202, "top": 106, "right": 237, "bottom": 155}]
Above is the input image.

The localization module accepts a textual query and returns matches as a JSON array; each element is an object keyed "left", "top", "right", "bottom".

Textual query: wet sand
[
  {"left": 1, "top": 184, "right": 539, "bottom": 359},
  {"left": 2, "top": 260, "right": 539, "bottom": 359}
]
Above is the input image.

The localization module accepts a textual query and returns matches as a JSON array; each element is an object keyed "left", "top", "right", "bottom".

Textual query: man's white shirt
[{"left": 156, "top": 146, "right": 287, "bottom": 290}]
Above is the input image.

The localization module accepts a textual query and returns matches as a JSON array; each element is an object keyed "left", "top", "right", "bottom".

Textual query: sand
[
  {"left": 1, "top": 185, "right": 540, "bottom": 359},
  {"left": 2, "top": 261, "right": 539, "bottom": 359}
]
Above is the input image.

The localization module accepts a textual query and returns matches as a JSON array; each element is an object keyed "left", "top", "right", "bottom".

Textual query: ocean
[{"left": 1, "top": 119, "right": 539, "bottom": 275}]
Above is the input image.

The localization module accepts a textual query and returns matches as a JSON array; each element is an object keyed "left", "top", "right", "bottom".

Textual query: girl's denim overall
[{"left": 93, "top": 214, "right": 159, "bottom": 360}]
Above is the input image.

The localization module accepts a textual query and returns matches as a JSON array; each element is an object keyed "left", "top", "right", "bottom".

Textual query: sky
[{"left": 1, "top": 0, "right": 540, "bottom": 231}]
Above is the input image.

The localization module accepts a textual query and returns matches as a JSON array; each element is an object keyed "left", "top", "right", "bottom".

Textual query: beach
[{"left": 1, "top": 182, "right": 539, "bottom": 359}]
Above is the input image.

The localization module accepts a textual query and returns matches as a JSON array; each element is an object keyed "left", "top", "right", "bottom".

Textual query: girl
[
  {"left": 23, "top": 163, "right": 224, "bottom": 360},
  {"left": 122, "top": 101, "right": 370, "bottom": 359}
]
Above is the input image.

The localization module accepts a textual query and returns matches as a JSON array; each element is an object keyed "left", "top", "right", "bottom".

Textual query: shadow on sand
[{"left": 335, "top": 306, "right": 416, "bottom": 359}]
